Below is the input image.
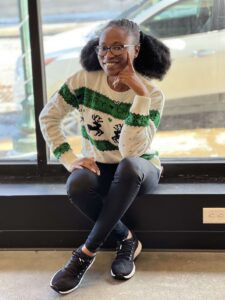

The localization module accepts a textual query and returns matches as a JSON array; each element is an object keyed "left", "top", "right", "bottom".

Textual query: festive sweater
[{"left": 39, "top": 69, "right": 165, "bottom": 173}]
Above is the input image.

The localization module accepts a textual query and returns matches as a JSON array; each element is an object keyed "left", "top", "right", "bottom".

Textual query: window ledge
[{"left": 0, "top": 182, "right": 225, "bottom": 196}]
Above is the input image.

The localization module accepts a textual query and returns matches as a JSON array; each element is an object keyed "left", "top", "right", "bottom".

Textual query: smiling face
[{"left": 97, "top": 26, "right": 140, "bottom": 76}]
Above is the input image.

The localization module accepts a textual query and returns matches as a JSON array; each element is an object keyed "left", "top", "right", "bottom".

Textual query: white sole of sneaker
[
  {"left": 50, "top": 256, "right": 96, "bottom": 295},
  {"left": 111, "top": 240, "right": 142, "bottom": 280}
]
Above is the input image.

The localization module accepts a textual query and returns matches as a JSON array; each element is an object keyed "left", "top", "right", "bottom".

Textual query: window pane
[
  {"left": 0, "top": 0, "right": 37, "bottom": 161},
  {"left": 140, "top": 0, "right": 225, "bottom": 159},
  {"left": 41, "top": 0, "right": 225, "bottom": 162}
]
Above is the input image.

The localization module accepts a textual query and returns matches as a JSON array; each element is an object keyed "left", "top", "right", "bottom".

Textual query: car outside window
[{"left": 140, "top": 0, "right": 213, "bottom": 38}]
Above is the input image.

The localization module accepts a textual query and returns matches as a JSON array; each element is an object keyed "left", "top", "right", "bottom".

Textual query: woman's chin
[{"left": 103, "top": 68, "right": 120, "bottom": 77}]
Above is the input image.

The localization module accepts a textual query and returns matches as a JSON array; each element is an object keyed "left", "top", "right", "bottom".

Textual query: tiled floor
[{"left": 1, "top": 250, "right": 225, "bottom": 300}]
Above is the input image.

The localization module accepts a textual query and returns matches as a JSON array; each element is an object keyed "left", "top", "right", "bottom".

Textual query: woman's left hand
[{"left": 113, "top": 52, "right": 149, "bottom": 97}]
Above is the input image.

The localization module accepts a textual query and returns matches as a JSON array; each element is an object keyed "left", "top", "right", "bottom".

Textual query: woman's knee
[
  {"left": 116, "top": 157, "right": 143, "bottom": 181},
  {"left": 66, "top": 168, "right": 98, "bottom": 198}
]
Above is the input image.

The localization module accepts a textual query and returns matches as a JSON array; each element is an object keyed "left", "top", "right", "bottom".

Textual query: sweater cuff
[
  {"left": 59, "top": 149, "right": 78, "bottom": 172},
  {"left": 130, "top": 95, "right": 151, "bottom": 115}
]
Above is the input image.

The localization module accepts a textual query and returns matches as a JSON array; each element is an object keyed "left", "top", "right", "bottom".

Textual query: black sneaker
[
  {"left": 111, "top": 233, "right": 142, "bottom": 280},
  {"left": 50, "top": 246, "right": 96, "bottom": 294}
]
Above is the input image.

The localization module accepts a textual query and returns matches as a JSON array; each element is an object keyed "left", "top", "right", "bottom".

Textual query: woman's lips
[{"left": 102, "top": 61, "right": 120, "bottom": 72}]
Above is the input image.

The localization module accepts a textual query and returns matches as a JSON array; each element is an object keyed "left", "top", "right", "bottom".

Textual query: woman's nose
[{"left": 104, "top": 49, "right": 115, "bottom": 58}]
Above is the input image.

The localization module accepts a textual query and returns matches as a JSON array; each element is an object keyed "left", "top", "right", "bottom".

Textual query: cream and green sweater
[{"left": 39, "top": 69, "right": 165, "bottom": 173}]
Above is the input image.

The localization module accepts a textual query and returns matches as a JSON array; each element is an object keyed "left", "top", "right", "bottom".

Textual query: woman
[{"left": 39, "top": 18, "right": 171, "bottom": 295}]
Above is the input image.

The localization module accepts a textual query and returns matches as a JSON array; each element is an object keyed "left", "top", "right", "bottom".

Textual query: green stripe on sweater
[
  {"left": 141, "top": 152, "right": 159, "bottom": 160},
  {"left": 150, "top": 110, "right": 160, "bottom": 128},
  {"left": 74, "top": 87, "right": 131, "bottom": 120},
  {"left": 77, "top": 88, "right": 161, "bottom": 128},
  {"left": 125, "top": 113, "right": 150, "bottom": 127},
  {"left": 61, "top": 85, "right": 161, "bottom": 127},
  {"left": 81, "top": 126, "right": 118, "bottom": 151},
  {"left": 53, "top": 142, "right": 72, "bottom": 159},
  {"left": 125, "top": 110, "right": 160, "bottom": 128},
  {"left": 59, "top": 84, "right": 79, "bottom": 108}
]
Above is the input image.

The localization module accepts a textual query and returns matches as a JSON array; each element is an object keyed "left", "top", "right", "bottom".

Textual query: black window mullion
[{"left": 28, "top": 0, "right": 47, "bottom": 174}]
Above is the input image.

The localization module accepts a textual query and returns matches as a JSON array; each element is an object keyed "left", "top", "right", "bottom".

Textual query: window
[
  {"left": 0, "top": 0, "right": 224, "bottom": 180},
  {"left": 0, "top": 0, "right": 36, "bottom": 161},
  {"left": 139, "top": 0, "right": 225, "bottom": 159},
  {"left": 40, "top": 0, "right": 225, "bottom": 165}
]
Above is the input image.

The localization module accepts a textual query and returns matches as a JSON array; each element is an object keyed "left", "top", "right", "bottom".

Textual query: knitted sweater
[{"left": 39, "top": 69, "right": 165, "bottom": 173}]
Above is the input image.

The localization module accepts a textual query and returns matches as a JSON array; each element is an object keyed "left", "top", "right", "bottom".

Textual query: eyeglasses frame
[{"left": 95, "top": 44, "right": 137, "bottom": 56}]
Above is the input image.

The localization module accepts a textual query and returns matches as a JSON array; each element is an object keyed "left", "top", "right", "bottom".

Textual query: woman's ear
[{"left": 134, "top": 44, "right": 140, "bottom": 58}]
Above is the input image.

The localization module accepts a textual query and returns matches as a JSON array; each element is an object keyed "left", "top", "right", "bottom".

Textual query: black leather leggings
[{"left": 67, "top": 157, "right": 160, "bottom": 252}]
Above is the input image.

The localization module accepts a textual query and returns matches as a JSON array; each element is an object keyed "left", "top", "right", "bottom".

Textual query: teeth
[{"left": 104, "top": 62, "right": 117, "bottom": 65}]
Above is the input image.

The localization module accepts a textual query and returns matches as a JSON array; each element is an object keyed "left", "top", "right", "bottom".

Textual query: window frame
[{"left": 0, "top": 0, "right": 224, "bottom": 183}]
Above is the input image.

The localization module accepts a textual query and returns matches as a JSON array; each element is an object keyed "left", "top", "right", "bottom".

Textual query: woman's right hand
[{"left": 70, "top": 157, "right": 101, "bottom": 176}]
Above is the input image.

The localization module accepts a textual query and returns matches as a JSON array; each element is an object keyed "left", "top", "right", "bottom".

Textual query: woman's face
[{"left": 97, "top": 26, "right": 139, "bottom": 76}]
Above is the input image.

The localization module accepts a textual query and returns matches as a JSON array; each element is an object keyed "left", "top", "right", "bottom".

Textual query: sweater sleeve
[
  {"left": 118, "top": 86, "right": 164, "bottom": 158},
  {"left": 39, "top": 72, "right": 83, "bottom": 172}
]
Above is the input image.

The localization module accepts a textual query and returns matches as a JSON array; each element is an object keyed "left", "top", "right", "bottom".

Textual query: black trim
[
  {"left": 0, "top": 160, "right": 224, "bottom": 182},
  {"left": 28, "top": 0, "right": 48, "bottom": 174},
  {"left": 161, "top": 159, "right": 225, "bottom": 183}
]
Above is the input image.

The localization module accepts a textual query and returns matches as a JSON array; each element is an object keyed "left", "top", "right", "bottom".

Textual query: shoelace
[
  {"left": 116, "top": 239, "right": 135, "bottom": 260},
  {"left": 64, "top": 250, "right": 91, "bottom": 276}
]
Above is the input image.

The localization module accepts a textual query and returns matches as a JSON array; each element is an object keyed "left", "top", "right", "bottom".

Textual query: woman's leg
[
  {"left": 84, "top": 157, "right": 160, "bottom": 253},
  {"left": 67, "top": 162, "right": 129, "bottom": 242},
  {"left": 50, "top": 157, "right": 160, "bottom": 293}
]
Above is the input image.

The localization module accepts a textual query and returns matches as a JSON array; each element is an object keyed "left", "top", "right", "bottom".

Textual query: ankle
[
  {"left": 124, "top": 230, "right": 132, "bottom": 240},
  {"left": 81, "top": 245, "right": 96, "bottom": 257}
]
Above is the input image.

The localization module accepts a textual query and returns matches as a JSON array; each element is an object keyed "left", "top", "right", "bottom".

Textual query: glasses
[{"left": 95, "top": 44, "right": 136, "bottom": 56}]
